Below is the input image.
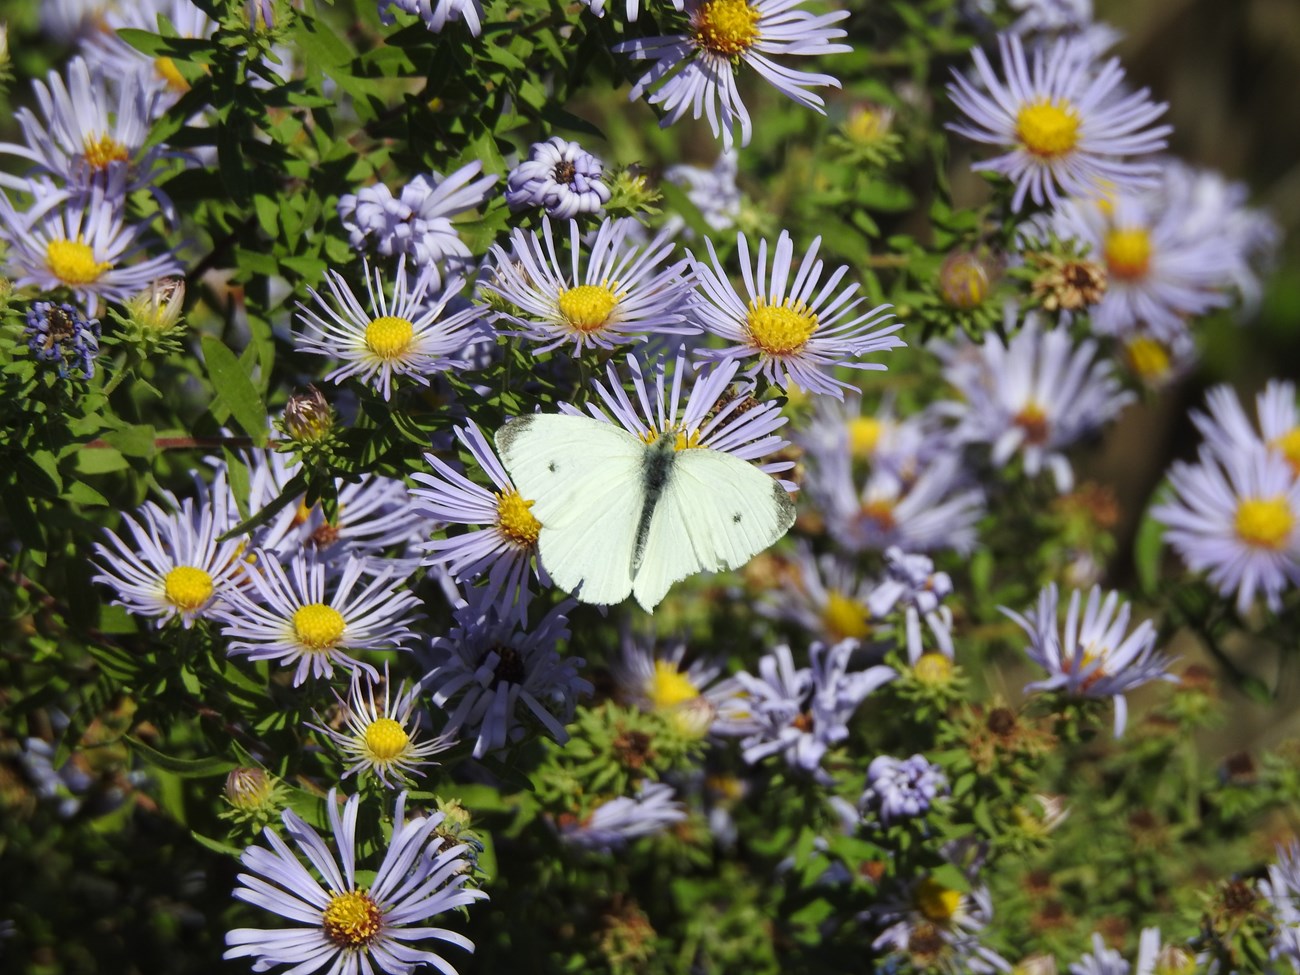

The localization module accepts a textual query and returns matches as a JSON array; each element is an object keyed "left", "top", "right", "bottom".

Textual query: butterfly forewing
[
  {"left": 496, "top": 414, "right": 647, "bottom": 605},
  {"left": 630, "top": 447, "right": 797, "bottom": 612}
]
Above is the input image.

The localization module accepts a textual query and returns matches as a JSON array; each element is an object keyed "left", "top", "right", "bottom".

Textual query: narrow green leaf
[
  {"left": 126, "top": 735, "right": 236, "bottom": 778},
  {"left": 201, "top": 336, "right": 268, "bottom": 445}
]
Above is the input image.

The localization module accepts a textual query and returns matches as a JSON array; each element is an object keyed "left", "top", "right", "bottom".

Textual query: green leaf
[
  {"left": 62, "top": 479, "right": 109, "bottom": 507},
  {"left": 103, "top": 424, "right": 158, "bottom": 459},
  {"left": 201, "top": 336, "right": 268, "bottom": 445},
  {"left": 191, "top": 830, "right": 244, "bottom": 858},
  {"left": 1134, "top": 490, "right": 1169, "bottom": 597},
  {"left": 76, "top": 446, "right": 130, "bottom": 474},
  {"left": 126, "top": 736, "right": 236, "bottom": 778}
]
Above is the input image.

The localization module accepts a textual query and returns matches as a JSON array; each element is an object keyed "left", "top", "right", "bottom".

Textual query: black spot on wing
[
  {"left": 772, "top": 480, "right": 797, "bottom": 531},
  {"left": 548, "top": 462, "right": 557, "bottom": 473},
  {"left": 494, "top": 414, "right": 536, "bottom": 456},
  {"left": 732, "top": 512, "right": 742, "bottom": 523}
]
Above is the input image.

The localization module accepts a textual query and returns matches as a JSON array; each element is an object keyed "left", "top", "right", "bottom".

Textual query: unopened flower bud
[
  {"left": 913, "top": 652, "right": 954, "bottom": 687},
  {"left": 669, "top": 696, "right": 717, "bottom": 740},
  {"left": 127, "top": 278, "right": 186, "bottom": 334},
  {"left": 843, "top": 103, "right": 895, "bottom": 146},
  {"left": 1012, "top": 954, "right": 1058, "bottom": 975},
  {"left": 938, "top": 251, "right": 995, "bottom": 310},
  {"left": 225, "top": 767, "right": 275, "bottom": 812},
  {"left": 0, "top": 24, "right": 9, "bottom": 70},
  {"left": 283, "top": 387, "right": 334, "bottom": 444}
]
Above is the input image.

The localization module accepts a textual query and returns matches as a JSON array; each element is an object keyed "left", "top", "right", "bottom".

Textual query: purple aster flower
[
  {"left": 933, "top": 308, "right": 1133, "bottom": 493},
  {"left": 1152, "top": 445, "right": 1300, "bottom": 615},
  {"left": 379, "top": 0, "right": 483, "bottom": 35},
  {"left": 558, "top": 782, "right": 686, "bottom": 852},
  {"left": 861, "top": 754, "right": 948, "bottom": 825},
  {"left": 727, "top": 641, "right": 895, "bottom": 776},
  {"left": 338, "top": 162, "right": 497, "bottom": 286},
  {"left": 690, "top": 229, "right": 905, "bottom": 398},
  {"left": 869, "top": 547, "right": 956, "bottom": 663},
  {"left": 421, "top": 590, "right": 590, "bottom": 758},
  {"left": 486, "top": 216, "right": 696, "bottom": 353},
  {"left": 224, "top": 789, "right": 486, "bottom": 975},
  {"left": 24, "top": 300, "right": 100, "bottom": 378},
  {"left": 946, "top": 32, "right": 1170, "bottom": 211},
  {"left": 214, "top": 553, "right": 421, "bottom": 687},
  {"left": 1002, "top": 583, "right": 1177, "bottom": 737},
  {"left": 505, "top": 137, "right": 610, "bottom": 219},
  {"left": 1262, "top": 842, "right": 1300, "bottom": 971},
  {"left": 757, "top": 540, "right": 877, "bottom": 645},
  {"left": 412, "top": 420, "right": 550, "bottom": 621}
]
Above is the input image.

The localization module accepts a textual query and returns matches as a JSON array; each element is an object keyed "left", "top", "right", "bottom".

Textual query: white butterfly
[{"left": 496, "top": 413, "right": 797, "bottom": 612}]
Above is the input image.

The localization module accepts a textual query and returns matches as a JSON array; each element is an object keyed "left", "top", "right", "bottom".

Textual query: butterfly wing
[
  {"left": 496, "top": 414, "right": 647, "bottom": 606},
  {"left": 631, "top": 447, "right": 797, "bottom": 612}
]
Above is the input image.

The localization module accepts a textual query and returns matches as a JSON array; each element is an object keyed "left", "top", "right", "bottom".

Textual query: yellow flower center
[
  {"left": 1269, "top": 428, "right": 1300, "bottom": 475},
  {"left": 557, "top": 283, "right": 620, "bottom": 333},
  {"left": 746, "top": 296, "right": 818, "bottom": 356},
  {"left": 163, "top": 565, "right": 215, "bottom": 610},
  {"left": 1234, "top": 497, "right": 1294, "bottom": 550},
  {"left": 1014, "top": 401, "right": 1051, "bottom": 446},
  {"left": 46, "top": 237, "right": 111, "bottom": 286},
  {"left": 1103, "top": 227, "right": 1153, "bottom": 281},
  {"left": 848, "top": 417, "right": 884, "bottom": 459},
  {"left": 650, "top": 660, "right": 700, "bottom": 710},
  {"left": 364, "top": 315, "right": 415, "bottom": 360},
  {"left": 860, "top": 499, "right": 896, "bottom": 533},
  {"left": 692, "top": 0, "right": 761, "bottom": 56},
  {"left": 363, "top": 717, "right": 410, "bottom": 761},
  {"left": 322, "top": 889, "right": 383, "bottom": 948},
  {"left": 496, "top": 490, "right": 542, "bottom": 546},
  {"left": 913, "top": 652, "right": 954, "bottom": 687},
  {"left": 82, "top": 133, "right": 129, "bottom": 171},
  {"left": 155, "top": 56, "right": 191, "bottom": 93},
  {"left": 1015, "top": 99, "right": 1081, "bottom": 158},
  {"left": 915, "top": 879, "right": 962, "bottom": 923},
  {"left": 643, "top": 425, "right": 702, "bottom": 452},
  {"left": 1124, "top": 336, "right": 1171, "bottom": 381},
  {"left": 822, "top": 589, "right": 871, "bottom": 641},
  {"left": 292, "top": 603, "right": 347, "bottom": 650}
]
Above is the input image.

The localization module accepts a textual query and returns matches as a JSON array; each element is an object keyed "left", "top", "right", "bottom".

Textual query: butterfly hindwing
[
  {"left": 496, "top": 414, "right": 647, "bottom": 605},
  {"left": 631, "top": 447, "right": 797, "bottom": 612}
]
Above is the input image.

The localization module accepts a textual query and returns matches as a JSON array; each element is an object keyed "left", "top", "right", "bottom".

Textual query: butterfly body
[{"left": 496, "top": 413, "right": 795, "bottom": 611}]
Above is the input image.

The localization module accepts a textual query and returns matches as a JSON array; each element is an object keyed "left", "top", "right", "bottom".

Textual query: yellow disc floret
[
  {"left": 163, "top": 565, "right": 215, "bottom": 610},
  {"left": 746, "top": 296, "right": 818, "bottom": 356},
  {"left": 1014, "top": 402, "right": 1051, "bottom": 446},
  {"left": 496, "top": 490, "right": 542, "bottom": 546},
  {"left": 651, "top": 660, "right": 700, "bottom": 710},
  {"left": 692, "top": 0, "right": 761, "bottom": 56},
  {"left": 292, "top": 603, "right": 347, "bottom": 650},
  {"left": 915, "top": 879, "right": 962, "bottom": 923},
  {"left": 1270, "top": 428, "right": 1300, "bottom": 475},
  {"left": 1235, "top": 497, "right": 1294, "bottom": 550},
  {"left": 322, "top": 889, "right": 383, "bottom": 948},
  {"left": 822, "top": 589, "right": 871, "bottom": 641},
  {"left": 1015, "top": 99, "right": 1081, "bottom": 158},
  {"left": 46, "top": 238, "right": 111, "bottom": 286},
  {"left": 82, "top": 133, "right": 130, "bottom": 171},
  {"left": 848, "top": 417, "right": 884, "bottom": 459},
  {"left": 1125, "top": 336, "right": 1171, "bottom": 382},
  {"left": 557, "top": 283, "right": 620, "bottom": 333},
  {"left": 363, "top": 717, "right": 411, "bottom": 761},
  {"left": 364, "top": 315, "right": 415, "bottom": 360},
  {"left": 1103, "top": 227, "right": 1153, "bottom": 281}
]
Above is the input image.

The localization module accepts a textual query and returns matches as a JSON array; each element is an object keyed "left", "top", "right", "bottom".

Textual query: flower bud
[
  {"left": 1012, "top": 955, "right": 1058, "bottom": 975},
  {"left": 913, "top": 652, "right": 954, "bottom": 687},
  {"left": 1153, "top": 944, "right": 1196, "bottom": 975},
  {"left": 127, "top": 278, "right": 186, "bottom": 334},
  {"left": 224, "top": 767, "right": 276, "bottom": 812},
  {"left": 1029, "top": 252, "right": 1106, "bottom": 313},
  {"left": 283, "top": 387, "right": 335, "bottom": 444},
  {"left": 0, "top": 24, "right": 9, "bottom": 70},
  {"left": 938, "top": 251, "right": 995, "bottom": 310},
  {"left": 843, "top": 103, "right": 895, "bottom": 146}
]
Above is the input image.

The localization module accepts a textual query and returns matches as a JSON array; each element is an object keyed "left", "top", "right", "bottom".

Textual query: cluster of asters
[{"left": 27, "top": 0, "right": 1298, "bottom": 973}]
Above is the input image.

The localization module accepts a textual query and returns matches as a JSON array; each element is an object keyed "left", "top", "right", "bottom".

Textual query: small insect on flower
[
  {"left": 504, "top": 137, "right": 611, "bottom": 219},
  {"left": 225, "top": 789, "right": 487, "bottom": 975},
  {"left": 24, "top": 300, "right": 100, "bottom": 378}
]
